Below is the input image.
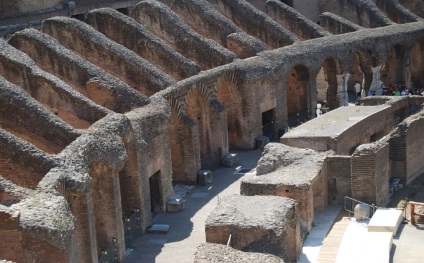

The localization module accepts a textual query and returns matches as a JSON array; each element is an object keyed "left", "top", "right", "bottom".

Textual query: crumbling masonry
[{"left": 2, "top": 0, "right": 424, "bottom": 262}]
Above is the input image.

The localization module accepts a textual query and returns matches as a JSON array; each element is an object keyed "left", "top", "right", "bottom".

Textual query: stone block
[
  {"left": 368, "top": 208, "right": 403, "bottom": 236},
  {"left": 194, "top": 243, "right": 284, "bottom": 263},
  {"left": 197, "top": 170, "right": 213, "bottom": 186},
  {"left": 147, "top": 224, "right": 169, "bottom": 234},
  {"left": 166, "top": 197, "right": 185, "bottom": 213},
  {"left": 354, "top": 203, "right": 370, "bottom": 220},
  {"left": 255, "top": 136, "right": 269, "bottom": 150},
  {"left": 221, "top": 153, "right": 239, "bottom": 167},
  {"left": 205, "top": 195, "right": 300, "bottom": 262}
]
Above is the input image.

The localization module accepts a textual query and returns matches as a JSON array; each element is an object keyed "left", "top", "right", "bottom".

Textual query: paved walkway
[
  {"left": 126, "top": 150, "right": 262, "bottom": 263},
  {"left": 298, "top": 205, "right": 342, "bottom": 263}
]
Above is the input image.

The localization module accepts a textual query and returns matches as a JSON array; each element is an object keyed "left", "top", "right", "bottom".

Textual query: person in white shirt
[{"left": 354, "top": 81, "right": 361, "bottom": 97}]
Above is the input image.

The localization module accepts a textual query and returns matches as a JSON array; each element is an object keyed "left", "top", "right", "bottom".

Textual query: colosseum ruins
[{"left": 1, "top": 0, "right": 424, "bottom": 262}]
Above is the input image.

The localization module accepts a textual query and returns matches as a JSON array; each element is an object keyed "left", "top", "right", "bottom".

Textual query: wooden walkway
[{"left": 317, "top": 210, "right": 351, "bottom": 263}]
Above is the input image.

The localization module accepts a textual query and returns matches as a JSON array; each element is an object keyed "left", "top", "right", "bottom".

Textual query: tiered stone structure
[
  {"left": 2, "top": 0, "right": 424, "bottom": 262},
  {"left": 241, "top": 144, "right": 327, "bottom": 238},
  {"left": 205, "top": 195, "right": 300, "bottom": 262}
]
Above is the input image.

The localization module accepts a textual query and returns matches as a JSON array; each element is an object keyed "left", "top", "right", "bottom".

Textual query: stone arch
[
  {"left": 185, "top": 89, "right": 227, "bottom": 169},
  {"left": 216, "top": 76, "right": 244, "bottom": 149},
  {"left": 317, "top": 57, "right": 341, "bottom": 110},
  {"left": 169, "top": 107, "right": 200, "bottom": 183},
  {"left": 380, "top": 44, "right": 410, "bottom": 89},
  {"left": 286, "top": 64, "right": 311, "bottom": 126},
  {"left": 409, "top": 38, "right": 424, "bottom": 90},
  {"left": 352, "top": 49, "right": 374, "bottom": 95}
]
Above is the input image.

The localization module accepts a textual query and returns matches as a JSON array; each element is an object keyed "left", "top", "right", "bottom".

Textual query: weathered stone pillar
[
  {"left": 405, "top": 56, "right": 411, "bottom": 89},
  {"left": 370, "top": 65, "right": 385, "bottom": 95},
  {"left": 337, "top": 73, "right": 350, "bottom": 106}
]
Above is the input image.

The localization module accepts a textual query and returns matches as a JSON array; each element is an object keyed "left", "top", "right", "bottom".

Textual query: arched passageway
[
  {"left": 381, "top": 44, "right": 410, "bottom": 90},
  {"left": 186, "top": 92, "right": 226, "bottom": 169},
  {"left": 286, "top": 65, "right": 310, "bottom": 126},
  {"left": 317, "top": 58, "right": 339, "bottom": 110},
  {"left": 409, "top": 38, "right": 424, "bottom": 90},
  {"left": 216, "top": 80, "right": 244, "bottom": 149}
]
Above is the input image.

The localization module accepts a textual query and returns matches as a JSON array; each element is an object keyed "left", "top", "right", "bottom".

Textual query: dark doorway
[
  {"left": 116, "top": 8, "right": 129, "bottom": 15},
  {"left": 71, "top": 13, "right": 85, "bottom": 21},
  {"left": 262, "top": 108, "right": 275, "bottom": 139},
  {"left": 281, "top": 0, "right": 294, "bottom": 7},
  {"left": 149, "top": 171, "right": 162, "bottom": 216}
]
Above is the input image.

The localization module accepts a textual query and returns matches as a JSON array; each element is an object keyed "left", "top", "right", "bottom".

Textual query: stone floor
[
  {"left": 125, "top": 150, "right": 262, "bottom": 263},
  {"left": 126, "top": 149, "right": 424, "bottom": 263}
]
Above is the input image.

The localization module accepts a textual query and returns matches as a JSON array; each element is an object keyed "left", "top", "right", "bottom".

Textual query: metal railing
[
  {"left": 344, "top": 196, "right": 378, "bottom": 219},
  {"left": 124, "top": 209, "right": 141, "bottom": 249},
  {"left": 99, "top": 238, "right": 117, "bottom": 263},
  {"left": 226, "top": 233, "right": 232, "bottom": 247}
]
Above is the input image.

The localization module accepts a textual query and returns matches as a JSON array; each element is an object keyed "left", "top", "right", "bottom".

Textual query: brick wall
[
  {"left": 326, "top": 155, "right": 352, "bottom": 204},
  {"left": 0, "top": 210, "right": 22, "bottom": 262},
  {"left": 22, "top": 233, "right": 67, "bottom": 263},
  {"left": 0, "top": 118, "right": 62, "bottom": 154},
  {"left": 89, "top": 161, "right": 125, "bottom": 262},
  {"left": 351, "top": 142, "right": 390, "bottom": 206},
  {"left": 86, "top": 8, "right": 200, "bottom": 80},
  {"left": 169, "top": 110, "right": 201, "bottom": 183},
  {"left": 405, "top": 115, "right": 424, "bottom": 184},
  {"left": 217, "top": 79, "right": 250, "bottom": 149},
  {"left": 66, "top": 191, "right": 98, "bottom": 263},
  {"left": 241, "top": 183, "right": 313, "bottom": 238}
]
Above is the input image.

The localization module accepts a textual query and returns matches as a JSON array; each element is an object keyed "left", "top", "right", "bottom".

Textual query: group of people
[{"left": 354, "top": 81, "right": 424, "bottom": 98}]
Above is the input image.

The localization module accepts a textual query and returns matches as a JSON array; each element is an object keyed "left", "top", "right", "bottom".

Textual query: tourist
[
  {"left": 354, "top": 81, "right": 361, "bottom": 98},
  {"left": 392, "top": 87, "right": 400, "bottom": 96},
  {"left": 388, "top": 84, "right": 393, "bottom": 95},
  {"left": 401, "top": 88, "right": 407, "bottom": 96}
]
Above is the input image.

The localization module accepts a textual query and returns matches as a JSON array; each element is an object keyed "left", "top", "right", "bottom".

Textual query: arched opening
[
  {"left": 409, "top": 38, "right": 424, "bottom": 91},
  {"left": 381, "top": 44, "right": 409, "bottom": 90},
  {"left": 353, "top": 50, "right": 374, "bottom": 96},
  {"left": 116, "top": 8, "right": 129, "bottom": 15},
  {"left": 169, "top": 109, "right": 200, "bottom": 183},
  {"left": 149, "top": 170, "right": 163, "bottom": 214},
  {"left": 317, "top": 58, "right": 339, "bottom": 110},
  {"left": 287, "top": 65, "right": 310, "bottom": 126},
  {"left": 216, "top": 80, "right": 245, "bottom": 149},
  {"left": 186, "top": 93, "right": 224, "bottom": 169}
]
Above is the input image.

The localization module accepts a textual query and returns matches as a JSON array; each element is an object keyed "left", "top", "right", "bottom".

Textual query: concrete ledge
[
  {"left": 368, "top": 208, "right": 403, "bottom": 236},
  {"left": 336, "top": 220, "right": 393, "bottom": 263}
]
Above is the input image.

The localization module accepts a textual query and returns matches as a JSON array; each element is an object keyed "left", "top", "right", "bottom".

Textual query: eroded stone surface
[{"left": 194, "top": 243, "right": 284, "bottom": 263}]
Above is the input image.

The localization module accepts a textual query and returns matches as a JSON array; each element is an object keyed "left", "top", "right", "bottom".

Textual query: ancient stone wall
[
  {"left": 351, "top": 140, "right": 390, "bottom": 206},
  {"left": 326, "top": 155, "right": 352, "bottom": 204},
  {"left": 2, "top": 1, "right": 424, "bottom": 262},
  {"left": 131, "top": 0, "right": 236, "bottom": 70},
  {"left": 8, "top": 29, "right": 149, "bottom": 113},
  {"left": 42, "top": 17, "right": 176, "bottom": 96},
  {"left": 266, "top": 0, "right": 331, "bottom": 41},
  {"left": 319, "top": 12, "right": 363, "bottom": 34},
  {"left": 86, "top": 8, "right": 200, "bottom": 80},
  {"left": 213, "top": 0, "right": 299, "bottom": 49},
  {"left": 0, "top": 40, "right": 110, "bottom": 129},
  {"left": 241, "top": 143, "right": 326, "bottom": 238},
  {"left": 205, "top": 195, "right": 300, "bottom": 262},
  {"left": 376, "top": 0, "right": 422, "bottom": 23},
  {"left": 194, "top": 243, "right": 284, "bottom": 263}
]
